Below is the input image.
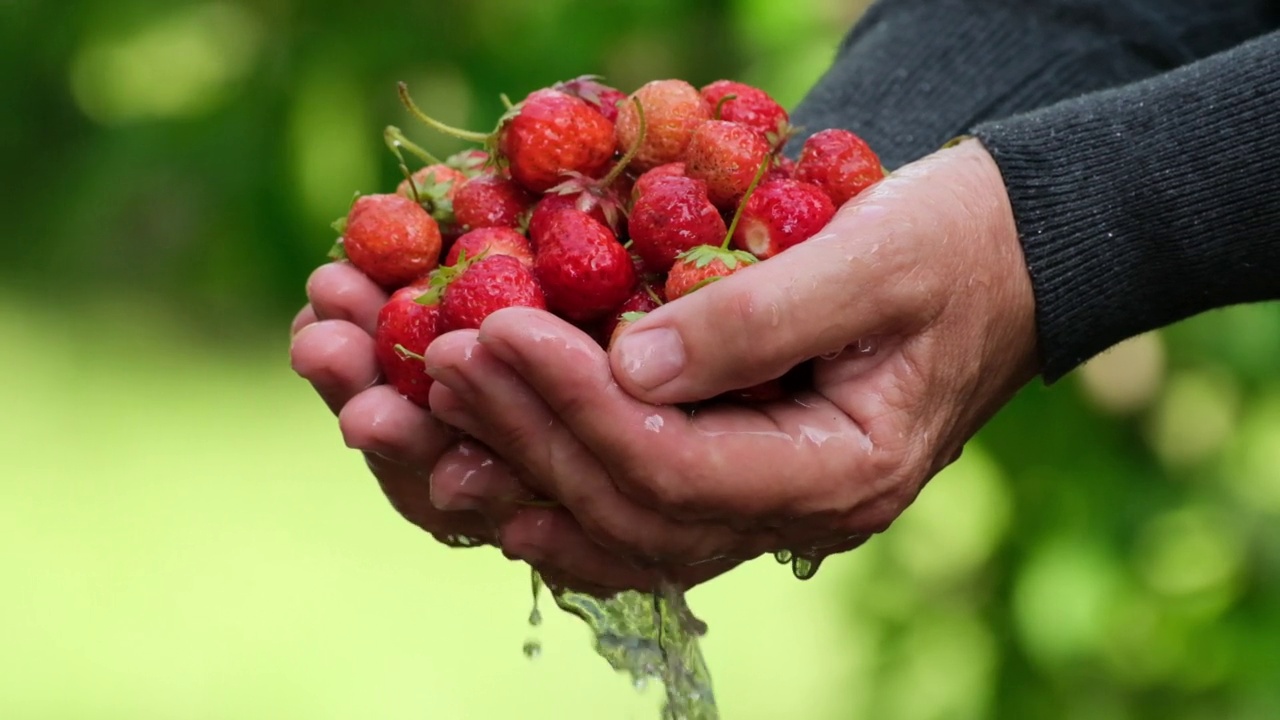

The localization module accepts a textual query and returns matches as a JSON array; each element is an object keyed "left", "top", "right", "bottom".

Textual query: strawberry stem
[
  {"left": 393, "top": 344, "right": 427, "bottom": 362},
  {"left": 398, "top": 82, "right": 492, "bottom": 144},
  {"left": 720, "top": 155, "right": 773, "bottom": 250},
  {"left": 599, "top": 97, "right": 646, "bottom": 186},
  {"left": 499, "top": 93, "right": 515, "bottom": 110},
  {"left": 712, "top": 93, "right": 737, "bottom": 121},
  {"left": 385, "top": 126, "right": 443, "bottom": 166}
]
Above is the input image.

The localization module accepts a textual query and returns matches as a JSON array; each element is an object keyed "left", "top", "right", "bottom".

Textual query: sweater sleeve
[
  {"left": 971, "top": 30, "right": 1280, "bottom": 382},
  {"left": 787, "top": 0, "right": 1280, "bottom": 169}
]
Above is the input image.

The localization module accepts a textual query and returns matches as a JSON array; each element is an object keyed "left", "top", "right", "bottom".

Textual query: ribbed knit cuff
[
  {"left": 786, "top": 0, "right": 1169, "bottom": 168},
  {"left": 973, "top": 31, "right": 1280, "bottom": 383}
]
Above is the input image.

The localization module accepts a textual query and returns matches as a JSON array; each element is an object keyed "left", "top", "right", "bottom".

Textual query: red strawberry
[
  {"left": 446, "top": 149, "right": 491, "bottom": 177},
  {"left": 628, "top": 175, "right": 727, "bottom": 273},
  {"left": 396, "top": 163, "right": 469, "bottom": 241},
  {"left": 600, "top": 283, "right": 664, "bottom": 344},
  {"left": 766, "top": 155, "right": 797, "bottom": 182},
  {"left": 615, "top": 80, "right": 712, "bottom": 172},
  {"left": 444, "top": 227, "right": 534, "bottom": 269},
  {"left": 527, "top": 193, "right": 611, "bottom": 248},
  {"left": 398, "top": 82, "right": 615, "bottom": 195},
  {"left": 438, "top": 254, "right": 547, "bottom": 332},
  {"left": 534, "top": 210, "right": 636, "bottom": 323},
  {"left": 396, "top": 164, "right": 467, "bottom": 204},
  {"left": 338, "top": 194, "right": 442, "bottom": 289},
  {"left": 553, "top": 75, "right": 629, "bottom": 123},
  {"left": 606, "top": 309, "right": 651, "bottom": 350},
  {"left": 498, "top": 89, "right": 617, "bottom": 193},
  {"left": 794, "top": 129, "right": 885, "bottom": 207},
  {"left": 731, "top": 179, "right": 836, "bottom": 259},
  {"left": 373, "top": 280, "right": 442, "bottom": 408},
  {"left": 452, "top": 172, "right": 534, "bottom": 232},
  {"left": 700, "top": 80, "right": 790, "bottom": 141},
  {"left": 630, "top": 162, "right": 686, "bottom": 205},
  {"left": 664, "top": 245, "right": 758, "bottom": 301},
  {"left": 683, "top": 120, "right": 773, "bottom": 209}
]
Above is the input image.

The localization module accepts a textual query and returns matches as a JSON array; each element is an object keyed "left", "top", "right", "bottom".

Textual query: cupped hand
[
  {"left": 289, "top": 262, "right": 515, "bottom": 550},
  {"left": 422, "top": 138, "right": 1039, "bottom": 583},
  {"left": 288, "top": 261, "right": 711, "bottom": 595}
]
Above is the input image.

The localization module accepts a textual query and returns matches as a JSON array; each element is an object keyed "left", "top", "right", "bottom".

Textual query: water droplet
[
  {"left": 529, "top": 569, "right": 544, "bottom": 627},
  {"left": 792, "top": 555, "right": 824, "bottom": 580},
  {"left": 522, "top": 640, "right": 542, "bottom": 659},
  {"left": 633, "top": 677, "right": 649, "bottom": 692},
  {"left": 774, "top": 550, "right": 793, "bottom": 564}
]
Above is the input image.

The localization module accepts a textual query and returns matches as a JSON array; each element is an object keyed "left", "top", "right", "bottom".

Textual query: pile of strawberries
[{"left": 327, "top": 75, "right": 885, "bottom": 407}]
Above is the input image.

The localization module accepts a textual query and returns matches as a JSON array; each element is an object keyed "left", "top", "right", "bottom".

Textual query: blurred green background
[{"left": 4, "top": 0, "right": 1280, "bottom": 718}]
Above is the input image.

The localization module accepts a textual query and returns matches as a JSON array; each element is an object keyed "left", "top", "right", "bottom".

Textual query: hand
[
  {"left": 289, "top": 261, "right": 713, "bottom": 595},
  {"left": 422, "top": 138, "right": 1039, "bottom": 584},
  {"left": 289, "top": 262, "right": 517, "bottom": 551}
]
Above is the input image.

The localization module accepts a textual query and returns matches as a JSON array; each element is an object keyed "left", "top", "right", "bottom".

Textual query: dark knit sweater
[{"left": 788, "top": 0, "right": 1280, "bottom": 382}]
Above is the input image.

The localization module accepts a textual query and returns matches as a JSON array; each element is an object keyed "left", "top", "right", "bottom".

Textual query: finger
[
  {"left": 364, "top": 451, "right": 495, "bottom": 547},
  {"left": 290, "top": 320, "right": 381, "bottom": 414},
  {"left": 499, "top": 507, "right": 668, "bottom": 592},
  {"left": 338, "top": 384, "right": 454, "bottom": 465},
  {"left": 292, "top": 305, "right": 318, "bottom": 337},
  {"left": 501, "top": 508, "right": 744, "bottom": 593},
  {"left": 306, "top": 262, "right": 388, "bottom": 336},
  {"left": 429, "top": 439, "right": 538, "bottom": 513},
  {"left": 606, "top": 199, "right": 931, "bottom": 405},
  {"left": 477, "top": 308, "right": 883, "bottom": 523},
  {"left": 424, "top": 330, "right": 750, "bottom": 565}
]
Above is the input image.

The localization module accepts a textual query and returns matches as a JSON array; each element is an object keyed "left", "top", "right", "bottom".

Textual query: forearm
[
  {"left": 788, "top": 0, "right": 1279, "bottom": 168},
  {"left": 972, "top": 30, "right": 1280, "bottom": 382}
]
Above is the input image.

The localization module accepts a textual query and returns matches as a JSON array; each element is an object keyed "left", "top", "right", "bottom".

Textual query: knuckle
[{"left": 575, "top": 506, "right": 641, "bottom": 557}]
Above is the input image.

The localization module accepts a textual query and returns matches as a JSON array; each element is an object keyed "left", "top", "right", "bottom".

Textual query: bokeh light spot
[{"left": 69, "top": 3, "right": 263, "bottom": 124}]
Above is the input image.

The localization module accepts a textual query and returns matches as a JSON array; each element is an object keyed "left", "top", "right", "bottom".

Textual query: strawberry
[
  {"left": 794, "top": 128, "right": 885, "bottom": 207},
  {"left": 600, "top": 283, "right": 664, "bottom": 344},
  {"left": 700, "top": 80, "right": 790, "bottom": 142},
  {"left": 663, "top": 149, "right": 772, "bottom": 300},
  {"left": 435, "top": 254, "right": 548, "bottom": 333},
  {"left": 664, "top": 245, "right": 758, "bottom": 301},
  {"left": 527, "top": 193, "right": 611, "bottom": 248},
  {"left": 444, "top": 227, "right": 534, "bottom": 269},
  {"left": 374, "top": 280, "right": 442, "bottom": 407},
  {"left": 766, "top": 155, "right": 797, "bottom": 182},
  {"left": 615, "top": 80, "right": 712, "bottom": 172},
  {"left": 538, "top": 94, "right": 646, "bottom": 237},
  {"left": 452, "top": 172, "right": 535, "bottom": 232},
  {"left": 629, "top": 162, "right": 686, "bottom": 204},
  {"left": 731, "top": 178, "right": 836, "bottom": 259},
  {"left": 627, "top": 175, "right": 727, "bottom": 273},
  {"left": 553, "top": 75, "right": 629, "bottom": 123},
  {"left": 336, "top": 193, "right": 442, "bottom": 289},
  {"left": 607, "top": 310, "right": 651, "bottom": 350},
  {"left": 446, "top": 149, "right": 491, "bottom": 177},
  {"left": 498, "top": 89, "right": 617, "bottom": 193},
  {"left": 683, "top": 120, "right": 773, "bottom": 209},
  {"left": 534, "top": 210, "right": 636, "bottom": 323},
  {"left": 399, "top": 83, "right": 615, "bottom": 195},
  {"left": 396, "top": 164, "right": 467, "bottom": 205}
]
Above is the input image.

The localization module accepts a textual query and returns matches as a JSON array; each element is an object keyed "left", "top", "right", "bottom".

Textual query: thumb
[{"left": 607, "top": 203, "right": 923, "bottom": 405}]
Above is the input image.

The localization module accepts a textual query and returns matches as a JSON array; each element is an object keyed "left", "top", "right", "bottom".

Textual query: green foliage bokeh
[{"left": 3, "top": 0, "right": 1279, "bottom": 718}]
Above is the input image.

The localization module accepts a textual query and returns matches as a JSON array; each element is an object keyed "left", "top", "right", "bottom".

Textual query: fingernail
[
  {"left": 423, "top": 363, "right": 468, "bottom": 393},
  {"left": 614, "top": 328, "right": 685, "bottom": 391}
]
